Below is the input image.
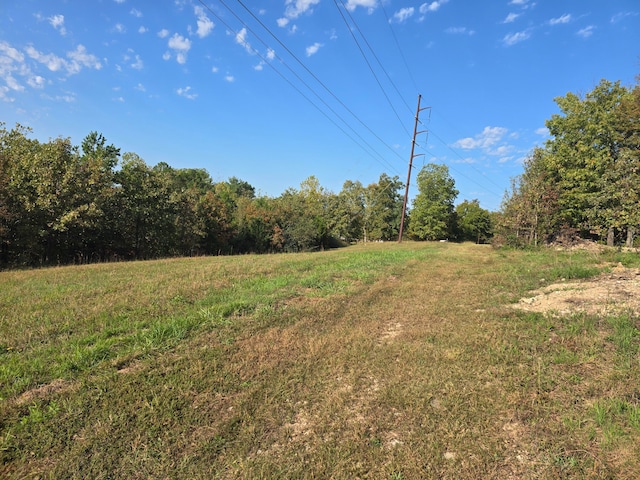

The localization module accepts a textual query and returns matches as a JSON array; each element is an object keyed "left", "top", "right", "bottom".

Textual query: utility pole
[{"left": 398, "top": 94, "right": 428, "bottom": 243}]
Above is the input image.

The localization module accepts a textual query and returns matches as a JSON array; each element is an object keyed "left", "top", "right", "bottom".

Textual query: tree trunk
[
  {"left": 607, "top": 227, "right": 615, "bottom": 247},
  {"left": 626, "top": 227, "right": 635, "bottom": 248}
]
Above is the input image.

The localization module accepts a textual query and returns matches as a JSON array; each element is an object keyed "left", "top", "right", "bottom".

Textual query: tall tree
[
  {"left": 408, "top": 163, "right": 458, "bottom": 241},
  {"left": 455, "top": 199, "right": 493, "bottom": 243},
  {"left": 332, "top": 180, "right": 365, "bottom": 243},
  {"left": 545, "top": 79, "right": 630, "bottom": 241},
  {"left": 499, "top": 148, "right": 560, "bottom": 246},
  {"left": 364, "top": 173, "right": 404, "bottom": 242}
]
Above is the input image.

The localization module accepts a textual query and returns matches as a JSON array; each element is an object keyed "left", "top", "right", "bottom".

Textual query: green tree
[
  {"left": 364, "top": 173, "right": 404, "bottom": 242},
  {"left": 331, "top": 180, "right": 365, "bottom": 243},
  {"left": 273, "top": 176, "right": 334, "bottom": 251},
  {"left": 408, "top": 163, "right": 458, "bottom": 241},
  {"left": 499, "top": 148, "right": 560, "bottom": 246},
  {"left": 455, "top": 199, "right": 493, "bottom": 243},
  {"left": 545, "top": 79, "right": 630, "bottom": 242}
]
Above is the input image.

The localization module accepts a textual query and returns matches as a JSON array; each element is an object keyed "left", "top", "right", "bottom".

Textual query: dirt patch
[
  {"left": 14, "top": 378, "right": 72, "bottom": 406},
  {"left": 513, "top": 264, "right": 640, "bottom": 316}
]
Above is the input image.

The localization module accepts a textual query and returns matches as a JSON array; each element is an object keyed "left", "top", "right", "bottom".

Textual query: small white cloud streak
[
  {"left": 454, "top": 126, "right": 508, "bottom": 150},
  {"left": 49, "top": 15, "right": 67, "bottom": 35},
  {"left": 168, "top": 33, "right": 191, "bottom": 64},
  {"left": 130, "top": 54, "right": 143, "bottom": 70},
  {"left": 284, "top": 0, "right": 321, "bottom": 19},
  {"left": 577, "top": 25, "right": 595, "bottom": 38},
  {"left": 305, "top": 42, "right": 323, "bottom": 56},
  {"left": 392, "top": 7, "right": 414, "bottom": 23},
  {"left": 549, "top": 14, "right": 571, "bottom": 26},
  {"left": 26, "top": 44, "right": 102, "bottom": 74},
  {"left": 177, "top": 86, "right": 197, "bottom": 99},
  {"left": 345, "top": 0, "right": 377, "bottom": 12},
  {"left": 446, "top": 27, "right": 475, "bottom": 35},
  {"left": 419, "top": 0, "right": 449, "bottom": 14},
  {"left": 235, "top": 28, "right": 253, "bottom": 54},
  {"left": 503, "top": 30, "right": 531, "bottom": 46},
  {"left": 502, "top": 13, "right": 520, "bottom": 24},
  {"left": 194, "top": 6, "right": 214, "bottom": 38}
]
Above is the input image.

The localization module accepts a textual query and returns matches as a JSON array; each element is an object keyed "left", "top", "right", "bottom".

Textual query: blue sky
[{"left": 1, "top": 0, "right": 638, "bottom": 211}]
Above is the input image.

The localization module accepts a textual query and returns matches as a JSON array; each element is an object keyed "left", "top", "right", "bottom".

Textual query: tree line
[
  {"left": 497, "top": 78, "right": 640, "bottom": 247},
  {"left": 0, "top": 123, "right": 494, "bottom": 268}
]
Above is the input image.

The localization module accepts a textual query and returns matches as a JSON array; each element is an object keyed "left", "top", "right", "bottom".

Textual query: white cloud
[
  {"left": 66, "top": 45, "right": 102, "bottom": 73},
  {"left": 25, "top": 46, "right": 65, "bottom": 72},
  {"left": 392, "top": 7, "right": 415, "bottom": 24},
  {"left": 49, "top": 15, "right": 67, "bottom": 36},
  {"left": 419, "top": 0, "right": 449, "bottom": 14},
  {"left": 114, "top": 0, "right": 125, "bottom": 3},
  {"left": 135, "top": 83, "right": 145, "bottom": 92},
  {"left": 509, "top": 0, "right": 528, "bottom": 5},
  {"left": 577, "top": 25, "right": 595, "bottom": 38},
  {"left": 0, "top": 41, "right": 24, "bottom": 64},
  {"left": 225, "top": 75, "right": 235, "bottom": 82},
  {"left": 535, "top": 127, "right": 549, "bottom": 136},
  {"left": 549, "top": 14, "right": 571, "bottom": 26},
  {"left": 113, "top": 23, "right": 126, "bottom": 34},
  {"left": 454, "top": 126, "right": 508, "bottom": 150},
  {"left": 194, "top": 6, "right": 214, "bottom": 38},
  {"left": 168, "top": 33, "right": 191, "bottom": 64},
  {"left": 235, "top": 28, "right": 253, "bottom": 54},
  {"left": 162, "top": 52, "right": 171, "bottom": 61},
  {"left": 212, "top": 66, "right": 219, "bottom": 73},
  {"left": 0, "top": 86, "right": 12, "bottom": 102},
  {"left": 158, "top": 29, "right": 170, "bottom": 38},
  {"left": 611, "top": 12, "right": 638, "bottom": 24},
  {"left": 130, "top": 54, "right": 143, "bottom": 70},
  {"left": 277, "top": 18, "right": 290, "bottom": 28},
  {"left": 503, "top": 30, "right": 531, "bottom": 46},
  {"left": 138, "top": 26, "right": 148, "bottom": 34},
  {"left": 27, "top": 75, "right": 45, "bottom": 89},
  {"left": 130, "top": 8, "right": 142, "bottom": 18},
  {"left": 345, "top": 0, "right": 377, "bottom": 12},
  {"left": 305, "top": 42, "right": 323, "bottom": 57},
  {"left": 502, "top": 13, "right": 520, "bottom": 24},
  {"left": 446, "top": 27, "right": 475, "bottom": 35},
  {"left": 24, "top": 44, "right": 101, "bottom": 76},
  {"left": 5, "top": 75, "right": 24, "bottom": 92},
  {"left": 177, "top": 86, "right": 197, "bottom": 99},
  {"left": 284, "top": 0, "right": 321, "bottom": 19}
]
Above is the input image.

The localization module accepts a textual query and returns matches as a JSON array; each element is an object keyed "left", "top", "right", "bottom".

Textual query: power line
[
  {"left": 196, "top": 0, "right": 400, "bottom": 174},
  {"left": 334, "top": 0, "right": 413, "bottom": 136},
  {"left": 380, "top": 3, "right": 420, "bottom": 95},
  {"left": 232, "top": 0, "right": 408, "bottom": 167}
]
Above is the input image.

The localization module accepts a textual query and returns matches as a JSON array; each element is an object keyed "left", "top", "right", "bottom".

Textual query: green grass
[{"left": 1, "top": 242, "right": 639, "bottom": 478}]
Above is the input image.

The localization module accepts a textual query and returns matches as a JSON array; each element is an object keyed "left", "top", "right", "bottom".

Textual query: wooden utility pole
[{"left": 398, "top": 94, "right": 428, "bottom": 243}]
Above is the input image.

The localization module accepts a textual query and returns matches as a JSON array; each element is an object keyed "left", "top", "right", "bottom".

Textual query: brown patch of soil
[
  {"left": 14, "top": 378, "right": 72, "bottom": 406},
  {"left": 513, "top": 264, "right": 640, "bottom": 316}
]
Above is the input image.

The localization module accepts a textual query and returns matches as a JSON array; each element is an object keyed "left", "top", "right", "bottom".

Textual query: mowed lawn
[{"left": 1, "top": 242, "right": 639, "bottom": 479}]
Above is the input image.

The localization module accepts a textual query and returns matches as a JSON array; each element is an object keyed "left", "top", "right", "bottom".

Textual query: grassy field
[{"left": 1, "top": 242, "right": 639, "bottom": 479}]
